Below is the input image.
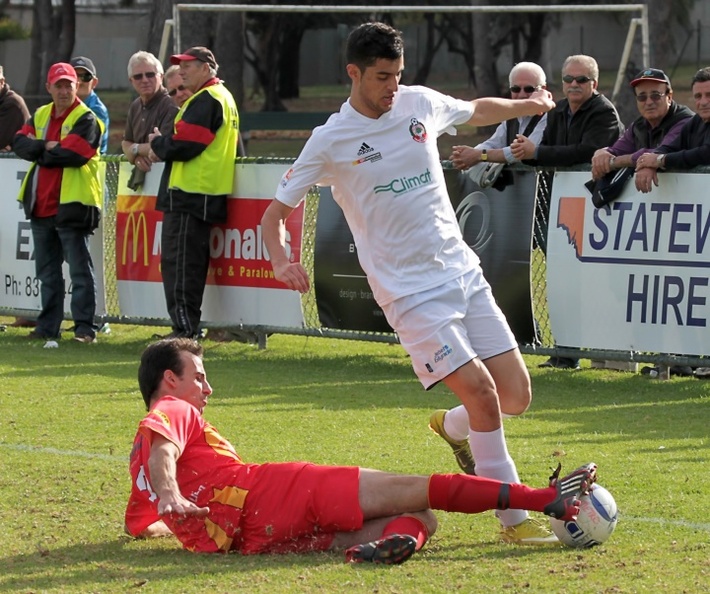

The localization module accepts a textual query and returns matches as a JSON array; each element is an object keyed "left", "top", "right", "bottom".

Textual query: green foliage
[
  {"left": 0, "top": 16, "right": 28, "bottom": 41},
  {"left": 0, "top": 320, "right": 708, "bottom": 593}
]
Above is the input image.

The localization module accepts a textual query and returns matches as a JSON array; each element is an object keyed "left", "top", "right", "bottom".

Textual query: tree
[{"left": 25, "top": 0, "right": 75, "bottom": 98}]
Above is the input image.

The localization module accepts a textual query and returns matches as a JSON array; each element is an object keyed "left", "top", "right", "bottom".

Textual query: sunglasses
[
  {"left": 636, "top": 91, "right": 667, "bottom": 103},
  {"left": 562, "top": 75, "right": 593, "bottom": 84},
  {"left": 77, "top": 72, "right": 94, "bottom": 83},
  {"left": 168, "top": 85, "right": 186, "bottom": 97},
  {"left": 509, "top": 85, "right": 540, "bottom": 94},
  {"left": 131, "top": 72, "right": 157, "bottom": 81}
]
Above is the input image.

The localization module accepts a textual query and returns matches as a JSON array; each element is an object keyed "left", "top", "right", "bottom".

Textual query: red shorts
[{"left": 233, "top": 462, "right": 362, "bottom": 554}]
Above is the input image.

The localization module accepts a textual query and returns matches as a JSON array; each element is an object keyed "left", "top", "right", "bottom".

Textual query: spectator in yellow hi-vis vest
[
  {"left": 13, "top": 62, "right": 103, "bottom": 344},
  {"left": 148, "top": 47, "right": 239, "bottom": 340}
]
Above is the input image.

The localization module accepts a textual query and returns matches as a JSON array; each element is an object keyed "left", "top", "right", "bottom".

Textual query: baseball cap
[
  {"left": 47, "top": 62, "right": 78, "bottom": 85},
  {"left": 585, "top": 167, "right": 635, "bottom": 208},
  {"left": 170, "top": 46, "right": 217, "bottom": 70},
  {"left": 630, "top": 68, "right": 671, "bottom": 88},
  {"left": 70, "top": 56, "right": 97, "bottom": 78}
]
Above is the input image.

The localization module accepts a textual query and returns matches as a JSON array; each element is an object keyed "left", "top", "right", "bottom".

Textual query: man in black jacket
[
  {"left": 591, "top": 68, "right": 693, "bottom": 180},
  {"left": 635, "top": 66, "right": 710, "bottom": 192},
  {"left": 511, "top": 54, "right": 623, "bottom": 167},
  {"left": 511, "top": 55, "right": 624, "bottom": 370}
]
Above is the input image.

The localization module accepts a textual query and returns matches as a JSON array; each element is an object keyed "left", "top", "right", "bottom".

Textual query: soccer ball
[{"left": 550, "top": 484, "right": 618, "bottom": 548}]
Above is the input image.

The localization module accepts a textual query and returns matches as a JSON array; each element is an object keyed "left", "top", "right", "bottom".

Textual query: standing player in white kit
[{"left": 261, "top": 22, "right": 558, "bottom": 544}]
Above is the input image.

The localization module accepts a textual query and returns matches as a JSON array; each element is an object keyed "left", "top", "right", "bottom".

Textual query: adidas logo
[{"left": 357, "top": 142, "right": 374, "bottom": 156}]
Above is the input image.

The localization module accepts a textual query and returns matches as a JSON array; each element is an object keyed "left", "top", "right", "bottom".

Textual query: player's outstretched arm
[
  {"left": 148, "top": 435, "right": 209, "bottom": 517},
  {"left": 467, "top": 89, "right": 555, "bottom": 127},
  {"left": 261, "top": 198, "right": 311, "bottom": 294}
]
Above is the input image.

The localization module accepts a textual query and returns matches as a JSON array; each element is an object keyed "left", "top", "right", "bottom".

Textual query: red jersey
[{"left": 125, "top": 396, "right": 258, "bottom": 552}]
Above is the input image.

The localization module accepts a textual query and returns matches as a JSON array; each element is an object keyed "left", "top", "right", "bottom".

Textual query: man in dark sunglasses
[
  {"left": 591, "top": 68, "right": 692, "bottom": 184},
  {"left": 512, "top": 55, "right": 623, "bottom": 371},
  {"left": 635, "top": 66, "right": 710, "bottom": 193},
  {"left": 449, "top": 62, "right": 548, "bottom": 170},
  {"left": 121, "top": 51, "right": 179, "bottom": 185},
  {"left": 511, "top": 54, "right": 622, "bottom": 168},
  {"left": 70, "top": 56, "right": 110, "bottom": 154}
]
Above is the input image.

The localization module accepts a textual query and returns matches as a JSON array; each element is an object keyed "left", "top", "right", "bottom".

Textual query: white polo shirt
[{"left": 275, "top": 85, "right": 478, "bottom": 306}]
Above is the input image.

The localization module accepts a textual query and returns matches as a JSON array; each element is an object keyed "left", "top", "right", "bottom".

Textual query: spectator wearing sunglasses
[
  {"left": 70, "top": 56, "right": 110, "bottom": 154},
  {"left": 634, "top": 67, "right": 710, "bottom": 193},
  {"left": 164, "top": 65, "right": 193, "bottom": 108},
  {"left": 511, "top": 55, "right": 623, "bottom": 167},
  {"left": 450, "top": 62, "right": 548, "bottom": 169},
  {"left": 591, "top": 68, "right": 692, "bottom": 183},
  {"left": 512, "top": 55, "right": 624, "bottom": 371},
  {"left": 121, "top": 51, "right": 178, "bottom": 183}
]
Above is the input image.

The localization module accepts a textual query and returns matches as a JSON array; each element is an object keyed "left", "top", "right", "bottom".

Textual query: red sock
[
  {"left": 428, "top": 474, "right": 555, "bottom": 514},
  {"left": 381, "top": 516, "right": 429, "bottom": 551}
]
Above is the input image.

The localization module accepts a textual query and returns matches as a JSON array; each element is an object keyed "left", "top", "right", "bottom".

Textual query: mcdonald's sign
[
  {"left": 122, "top": 211, "right": 149, "bottom": 267},
  {"left": 116, "top": 207, "right": 163, "bottom": 282}
]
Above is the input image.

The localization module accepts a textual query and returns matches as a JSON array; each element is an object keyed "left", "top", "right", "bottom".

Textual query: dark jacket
[
  {"left": 657, "top": 114, "right": 710, "bottom": 169},
  {"left": 527, "top": 92, "right": 623, "bottom": 167},
  {"left": 0, "top": 82, "right": 30, "bottom": 149},
  {"left": 630, "top": 101, "right": 694, "bottom": 150},
  {"left": 151, "top": 79, "right": 231, "bottom": 224}
]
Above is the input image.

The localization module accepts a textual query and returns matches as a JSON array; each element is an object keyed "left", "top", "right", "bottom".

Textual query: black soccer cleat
[
  {"left": 543, "top": 462, "right": 598, "bottom": 521},
  {"left": 345, "top": 534, "right": 417, "bottom": 565}
]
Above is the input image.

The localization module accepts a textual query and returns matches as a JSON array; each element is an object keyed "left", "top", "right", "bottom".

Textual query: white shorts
[{"left": 382, "top": 268, "right": 517, "bottom": 389}]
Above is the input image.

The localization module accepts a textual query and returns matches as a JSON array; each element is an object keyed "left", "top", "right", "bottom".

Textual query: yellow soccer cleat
[
  {"left": 428, "top": 409, "right": 476, "bottom": 475},
  {"left": 500, "top": 517, "right": 559, "bottom": 545}
]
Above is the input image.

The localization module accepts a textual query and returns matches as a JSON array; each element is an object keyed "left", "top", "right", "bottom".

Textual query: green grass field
[{"left": 0, "top": 320, "right": 708, "bottom": 593}]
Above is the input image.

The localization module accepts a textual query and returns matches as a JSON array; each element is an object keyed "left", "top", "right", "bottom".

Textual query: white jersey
[{"left": 275, "top": 85, "right": 479, "bottom": 306}]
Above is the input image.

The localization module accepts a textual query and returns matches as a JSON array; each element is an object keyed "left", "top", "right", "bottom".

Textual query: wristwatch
[
  {"left": 609, "top": 156, "right": 616, "bottom": 169},
  {"left": 656, "top": 153, "right": 666, "bottom": 168},
  {"left": 131, "top": 143, "right": 140, "bottom": 158},
  {"left": 481, "top": 149, "right": 488, "bottom": 162}
]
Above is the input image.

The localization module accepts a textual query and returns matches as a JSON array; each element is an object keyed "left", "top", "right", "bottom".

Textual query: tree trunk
[
  {"left": 56, "top": 0, "right": 76, "bottom": 62},
  {"left": 278, "top": 27, "right": 304, "bottom": 100},
  {"left": 215, "top": 4, "right": 245, "bottom": 109},
  {"left": 146, "top": 0, "right": 175, "bottom": 57},
  {"left": 471, "top": 0, "right": 498, "bottom": 135}
]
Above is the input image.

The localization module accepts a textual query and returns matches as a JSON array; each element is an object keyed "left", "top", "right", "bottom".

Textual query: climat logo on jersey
[{"left": 374, "top": 168, "right": 433, "bottom": 196}]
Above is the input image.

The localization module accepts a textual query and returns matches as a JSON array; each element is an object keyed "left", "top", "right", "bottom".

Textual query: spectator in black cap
[
  {"left": 635, "top": 67, "right": 710, "bottom": 192},
  {"left": 70, "top": 56, "right": 110, "bottom": 154},
  {"left": 591, "top": 68, "right": 693, "bottom": 182}
]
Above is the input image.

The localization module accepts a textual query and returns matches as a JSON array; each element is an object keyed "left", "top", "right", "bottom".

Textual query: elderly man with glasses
[
  {"left": 591, "top": 68, "right": 693, "bottom": 182},
  {"left": 512, "top": 54, "right": 624, "bottom": 371},
  {"left": 449, "top": 62, "right": 548, "bottom": 170},
  {"left": 511, "top": 54, "right": 623, "bottom": 166},
  {"left": 121, "top": 51, "right": 178, "bottom": 184},
  {"left": 634, "top": 66, "right": 710, "bottom": 193}
]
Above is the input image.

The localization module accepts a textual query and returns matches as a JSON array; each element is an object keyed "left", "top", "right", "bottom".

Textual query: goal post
[{"left": 164, "top": 3, "right": 649, "bottom": 103}]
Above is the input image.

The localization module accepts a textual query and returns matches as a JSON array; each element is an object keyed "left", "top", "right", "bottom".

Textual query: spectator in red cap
[
  {"left": 147, "top": 47, "right": 239, "bottom": 339},
  {"left": 12, "top": 63, "right": 104, "bottom": 343}
]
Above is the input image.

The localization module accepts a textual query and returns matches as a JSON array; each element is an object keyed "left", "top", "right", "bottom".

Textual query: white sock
[
  {"left": 442, "top": 405, "right": 470, "bottom": 441},
  {"left": 468, "top": 426, "right": 527, "bottom": 527}
]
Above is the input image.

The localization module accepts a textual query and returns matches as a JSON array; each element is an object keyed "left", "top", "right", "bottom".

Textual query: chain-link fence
[{"left": 4, "top": 155, "right": 707, "bottom": 367}]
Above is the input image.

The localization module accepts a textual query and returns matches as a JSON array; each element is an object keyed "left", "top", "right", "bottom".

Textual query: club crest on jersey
[{"left": 409, "top": 118, "right": 427, "bottom": 143}]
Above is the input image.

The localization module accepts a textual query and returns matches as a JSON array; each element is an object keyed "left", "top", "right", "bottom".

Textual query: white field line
[
  {"left": 1, "top": 442, "right": 126, "bottom": 462},
  {"left": 3, "top": 442, "right": 710, "bottom": 532}
]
